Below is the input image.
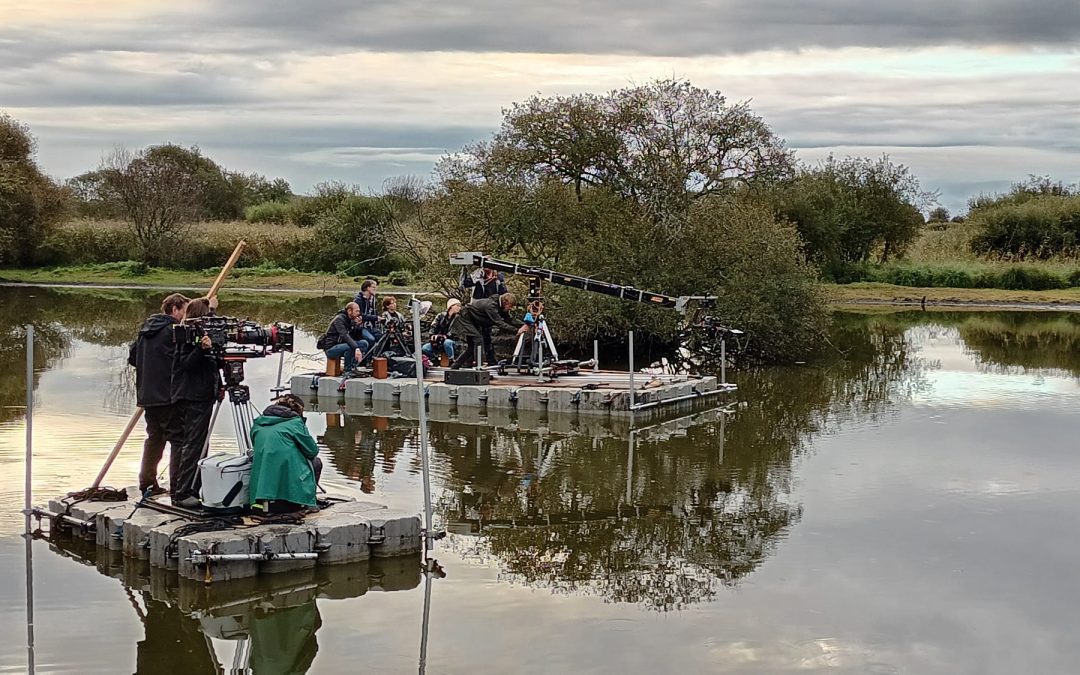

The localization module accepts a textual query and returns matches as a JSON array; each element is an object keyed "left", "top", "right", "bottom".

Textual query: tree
[
  {"left": 99, "top": 146, "right": 202, "bottom": 265},
  {"left": 928, "top": 206, "right": 950, "bottom": 223},
  {"left": 0, "top": 113, "right": 66, "bottom": 266},
  {"left": 775, "top": 155, "right": 930, "bottom": 277}
]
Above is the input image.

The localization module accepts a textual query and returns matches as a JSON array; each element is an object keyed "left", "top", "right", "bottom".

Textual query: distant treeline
[{"left": 2, "top": 80, "right": 1079, "bottom": 361}]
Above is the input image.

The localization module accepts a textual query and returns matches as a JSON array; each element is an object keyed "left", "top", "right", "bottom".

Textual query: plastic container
[{"left": 373, "top": 356, "right": 389, "bottom": 379}]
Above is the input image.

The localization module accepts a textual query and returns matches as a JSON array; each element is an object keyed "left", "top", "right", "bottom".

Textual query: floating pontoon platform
[
  {"left": 291, "top": 369, "right": 735, "bottom": 417},
  {"left": 32, "top": 490, "right": 422, "bottom": 584}
]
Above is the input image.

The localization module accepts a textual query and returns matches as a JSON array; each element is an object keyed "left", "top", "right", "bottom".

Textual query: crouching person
[
  {"left": 250, "top": 394, "right": 323, "bottom": 514},
  {"left": 318, "top": 302, "right": 369, "bottom": 373}
]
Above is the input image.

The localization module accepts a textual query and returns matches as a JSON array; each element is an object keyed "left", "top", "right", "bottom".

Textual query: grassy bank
[
  {"left": 0, "top": 264, "right": 426, "bottom": 295},
  {"left": 829, "top": 282, "right": 1080, "bottom": 307}
]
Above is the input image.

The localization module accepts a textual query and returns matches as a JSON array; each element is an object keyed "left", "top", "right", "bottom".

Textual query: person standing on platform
[
  {"left": 450, "top": 293, "right": 528, "bottom": 369},
  {"left": 127, "top": 292, "right": 189, "bottom": 496}
]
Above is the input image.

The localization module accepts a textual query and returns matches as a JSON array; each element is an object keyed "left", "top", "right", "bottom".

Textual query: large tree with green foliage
[
  {"left": 0, "top": 113, "right": 66, "bottom": 266},
  {"left": 422, "top": 79, "right": 826, "bottom": 362},
  {"left": 774, "top": 155, "right": 930, "bottom": 278}
]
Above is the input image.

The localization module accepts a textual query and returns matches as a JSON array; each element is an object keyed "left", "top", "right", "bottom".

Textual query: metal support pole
[
  {"left": 537, "top": 331, "right": 544, "bottom": 383},
  {"left": 412, "top": 300, "right": 434, "bottom": 553},
  {"left": 721, "top": 338, "right": 727, "bottom": 386},
  {"left": 419, "top": 561, "right": 434, "bottom": 675},
  {"left": 476, "top": 344, "right": 482, "bottom": 371},
  {"left": 628, "top": 331, "right": 635, "bottom": 407},
  {"left": 593, "top": 340, "right": 599, "bottom": 373},
  {"left": 626, "top": 431, "right": 634, "bottom": 505},
  {"left": 273, "top": 351, "right": 286, "bottom": 393},
  {"left": 24, "top": 325, "right": 35, "bottom": 675}
]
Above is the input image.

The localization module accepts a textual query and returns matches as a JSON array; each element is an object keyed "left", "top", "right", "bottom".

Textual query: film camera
[{"left": 178, "top": 316, "right": 295, "bottom": 358}]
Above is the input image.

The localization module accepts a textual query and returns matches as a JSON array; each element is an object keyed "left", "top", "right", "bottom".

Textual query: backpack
[{"left": 315, "top": 332, "right": 333, "bottom": 351}]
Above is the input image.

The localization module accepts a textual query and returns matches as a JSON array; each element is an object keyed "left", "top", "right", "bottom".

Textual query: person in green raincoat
[{"left": 249, "top": 394, "right": 322, "bottom": 512}]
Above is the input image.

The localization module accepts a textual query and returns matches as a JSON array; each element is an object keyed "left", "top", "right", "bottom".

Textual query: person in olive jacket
[
  {"left": 128, "top": 292, "right": 189, "bottom": 494},
  {"left": 249, "top": 394, "right": 322, "bottom": 512},
  {"left": 170, "top": 297, "right": 222, "bottom": 507},
  {"left": 450, "top": 293, "right": 528, "bottom": 369}
]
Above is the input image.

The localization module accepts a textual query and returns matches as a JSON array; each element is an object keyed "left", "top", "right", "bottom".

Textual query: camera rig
[
  {"left": 178, "top": 316, "right": 295, "bottom": 359},
  {"left": 449, "top": 252, "right": 742, "bottom": 375}
]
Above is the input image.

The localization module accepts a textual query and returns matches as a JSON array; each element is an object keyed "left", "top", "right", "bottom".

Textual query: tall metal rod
[
  {"left": 273, "top": 351, "right": 286, "bottom": 393},
  {"left": 628, "top": 331, "right": 635, "bottom": 407},
  {"left": 721, "top": 338, "right": 727, "bottom": 386},
  {"left": 475, "top": 344, "right": 482, "bottom": 371},
  {"left": 412, "top": 300, "right": 433, "bottom": 552},
  {"left": 24, "top": 325, "right": 35, "bottom": 675},
  {"left": 593, "top": 340, "right": 599, "bottom": 373},
  {"left": 625, "top": 431, "right": 634, "bottom": 505},
  {"left": 418, "top": 562, "right": 434, "bottom": 675},
  {"left": 537, "top": 329, "right": 544, "bottom": 383}
]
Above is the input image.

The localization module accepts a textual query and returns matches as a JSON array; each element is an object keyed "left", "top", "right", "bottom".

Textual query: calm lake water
[{"left": 2, "top": 285, "right": 1080, "bottom": 674}]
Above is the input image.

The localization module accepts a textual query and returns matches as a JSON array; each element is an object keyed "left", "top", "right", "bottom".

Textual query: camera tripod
[
  {"left": 509, "top": 313, "right": 560, "bottom": 375},
  {"left": 185, "top": 356, "right": 255, "bottom": 494},
  {"left": 359, "top": 322, "right": 413, "bottom": 368}
]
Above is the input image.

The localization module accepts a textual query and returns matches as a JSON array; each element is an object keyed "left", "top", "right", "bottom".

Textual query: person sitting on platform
[
  {"left": 317, "top": 303, "right": 369, "bottom": 373},
  {"left": 249, "top": 394, "right": 322, "bottom": 514},
  {"left": 422, "top": 298, "right": 461, "bottom": 364},
  {"left": 450, "top": 293, "right": 528, "bottom": 369},
  {"left": 353, "top": 278, "right": 381, "bottom": 344}
]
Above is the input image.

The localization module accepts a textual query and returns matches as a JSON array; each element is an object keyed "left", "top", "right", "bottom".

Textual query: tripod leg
[{"left": 541, "top": 319, "right": 559, "bottom": 360}]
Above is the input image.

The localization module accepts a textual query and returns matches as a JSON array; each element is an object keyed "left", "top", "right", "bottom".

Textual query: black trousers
[
  {"left": 171, "top": 399, "right": 215, "bottom": 497},
  {"left": 140, "top": 404, "right": 182, "bottom": 491},
  {"left": 451, "top": 335, "right": 485, "bottom": 369}
]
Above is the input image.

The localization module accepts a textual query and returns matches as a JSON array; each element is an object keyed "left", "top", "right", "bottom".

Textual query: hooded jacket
[
  {"left": 249, "top": 405, "right": 320, "bottom": 507},
  {"left": 170, "top": 325, "right": 222, "bottom": 403},
  {"left": 451, "top": 297, "right": 522, "bottom": 340},
  {"left": 127, "top": 314, "right": 179, "bottom": 407},
  {"left": 319, "top": 310, "right": 361, "bottom": 351}
]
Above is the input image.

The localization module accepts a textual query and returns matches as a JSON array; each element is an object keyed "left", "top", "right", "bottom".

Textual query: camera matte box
[{"left": 444, "top": 370, "right": 491, "bottom": 386}]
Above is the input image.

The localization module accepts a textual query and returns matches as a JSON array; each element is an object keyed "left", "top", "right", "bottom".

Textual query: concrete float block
[
  {"left": 695, "top": 376, "right": 718, "bottom": 393},
  {"left": 486, "top": 386, "right": 516, "bottom": 409},
  {"left": 254, "top": 525, "right": 318, "bottom": 575},
  {"left": 177, "top": 531, "right": 261, "bottom": 582},
  {"left": 456, "top": 385, "right": 487, "bottom": 408},
  {"left": 547, "top": 389, "right": 579, "bottom": 413},
  {"left": 367, "top": 510, "right": 422, "bottom": 558},
  {"left": 579, "top": 389, "right": 616, "bottom": 414},
  {"left": 427, "top": 383, "right": 456, "bottom": 406},
  {"left": 344, "top": 378, "right": 373, "bottom": 400},
  {"left": 308, "top": 511, "right": 371, "bottom": 565},
  {"left": 149, "top": 519, "right": 195, "bottom": 570},
  {"left": 399, "top": 381, "right": 423, "bottom": 404},
  {"left": 371, "top": 379, "right": 401, "bottom": 402},
  {"left": 97, "top": 504, "right": 140, "bottom": 550},
  {"left": 317, "top": 376, "right": 345, "bottom": 399},
  {"left": 517, "top": 387, "right": 550, "bottom": 411},
  {"left": 290, "top": 374, "right": 319, "bottom": 395}
]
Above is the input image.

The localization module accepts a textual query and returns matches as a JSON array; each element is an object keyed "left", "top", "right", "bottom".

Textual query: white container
[{"left": 199, "top": 452, "right": 252, "bottom": 511}]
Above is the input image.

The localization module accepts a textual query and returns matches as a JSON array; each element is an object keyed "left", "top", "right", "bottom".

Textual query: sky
[{"left": 2, "top": 1, "right": 1079, "bottom": 214}]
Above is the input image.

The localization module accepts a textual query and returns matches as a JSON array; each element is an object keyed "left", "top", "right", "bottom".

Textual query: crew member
[
  {"left": 422, "top": 298, "right": 461, "bottom": 363},
  {"left": 127, "top": 292, "right": 189, "bottom": 495},
  {"left": 353, "top": 279, "right": 381, "bottom": 344},
  {"left": 450, "top": 293, "right": 528, "bottom": 369},
  {"left": 318, "top": 303, "right": 369, "bottom": 373},
  {"left": 249, "top": 394, "right": 322, "bottom": 513},
  {"left": 170, "top": 297, "right": 221, "bottom": 508},
  {"left": 464, "top": 267, "right": 507, "bottom": 302}
]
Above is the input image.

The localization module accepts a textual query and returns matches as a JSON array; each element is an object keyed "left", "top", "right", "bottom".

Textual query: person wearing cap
[{"left": 422, "top": 297, "right": 462, "bottom": 363}]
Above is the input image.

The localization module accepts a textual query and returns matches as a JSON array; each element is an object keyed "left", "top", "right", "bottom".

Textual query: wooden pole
[{"left": 90, "top": 240, "right": 247, "bottom": 490}]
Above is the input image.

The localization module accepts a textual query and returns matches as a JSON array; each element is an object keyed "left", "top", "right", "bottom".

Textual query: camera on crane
[{"left": 178, "top": 316, "right": 295, "bottom": 358}]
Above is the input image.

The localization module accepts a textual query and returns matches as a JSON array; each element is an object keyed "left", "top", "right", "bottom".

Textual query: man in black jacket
[
  {"left": 318, "top": 303, "right": 370, "bottom": 372},
  {"left": 128, "top": 293, "right": 189, "bottom": 495},
  {"left": 352, "top": 279, "right": 381, "bottom": 344},
  {"left": 450, "top": 293, "right": 528, "bottom": 369}
]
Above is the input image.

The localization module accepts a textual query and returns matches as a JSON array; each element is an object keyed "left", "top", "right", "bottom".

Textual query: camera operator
[
  {"left": 169, "top": 297, "right": 222, "bottom": 508},
  {"left": 250, "top": 394, "right": 322, "bottom": 514},
  {"left": 464, "top": 267, "right": 507, "bottom": 302},
  {"left": 450, "top": 292, "right": 528, "bottom": 369},
  {"left": 353, "top": 278, "right": 381, "bottom": 344},
  {"left": 317, "top": 302, "right": 370, "bottom": 374},
  {"left": 422, "top": 298, "right": 461, "bottom": 363},
  {"left": 127, "top": 292, "right": 189, "bottom": 496}
]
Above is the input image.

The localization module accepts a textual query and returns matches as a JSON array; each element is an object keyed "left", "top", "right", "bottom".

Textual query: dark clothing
[
  {"left": 140, "top": 404, "right": 181, "bottom": 491},
  {"left": 353, "top": 293, "right": 379, "bottom": 326},
  {"left": 465, "top": 272, "right": 507, "bottom": 302},
  {"left": 172, "top": 399, "right": 214, "bottom": 496},
  {"left": 429, "top": 311, "right": 455, "bottom": 337},
  {"left": 451, "top": 297, "right": 522, "bottom": 340},
  {"left": 170, "top": 330, "right": 222, "bottom": 403},
  {"left": 320, "top": 310, "right": 362, "bottom": 351},
  {"left": 450, "top": 298, "right": 522, "bottom": 368},
  {"left": 128, "top": 314, "right": 179, "bottom": 407}
]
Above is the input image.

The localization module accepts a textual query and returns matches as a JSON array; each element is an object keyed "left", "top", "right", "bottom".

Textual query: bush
[
  {"left": 842, "top": 262, "right": 1075, "bottom": 291},
  {"left": 245, "top": 201, "right": 291, "bottom": 225},
  {"left": 386, "top": 270, "right": 411, "bottom": 286},
  {"left": 969, "top": 194, "right": 1080, "bottom": 259}
]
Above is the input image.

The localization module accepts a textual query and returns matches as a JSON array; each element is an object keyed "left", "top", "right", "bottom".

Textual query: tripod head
[{"left": 220, "top": 356, "right": 251, "bottom": 404}]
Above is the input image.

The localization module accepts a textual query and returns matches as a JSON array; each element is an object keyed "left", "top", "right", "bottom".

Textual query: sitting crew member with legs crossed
[
  {"left": 422, "top": 298, "right": 461, "bottom": 363},
  {"left": 318, "top": 303, "right": 369, "bottom": 373},
  {"left": 450, "top": 293, "right": 528, "bottom": 369},
  {"left": 128, "top": 292, "right": 189, "bottom": 496},
  {"left": 250, "top": 394, "right": 322, "bottom": 514}
]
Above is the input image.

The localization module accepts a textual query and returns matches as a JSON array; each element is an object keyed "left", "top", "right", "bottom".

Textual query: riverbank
[{"left": 6, "top": 266, "right": 1080, "bottom": 310}]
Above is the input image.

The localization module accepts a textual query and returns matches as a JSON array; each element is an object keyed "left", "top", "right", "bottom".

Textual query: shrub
[
  {"left": 386, "top": 270, "right": 411, "bottom": 286},
  {"left": 969, "top": 194, "right": 1080, "bottom": 259},
  {"left": 245, "top": 201, "right": 291, "bottom": 225}
]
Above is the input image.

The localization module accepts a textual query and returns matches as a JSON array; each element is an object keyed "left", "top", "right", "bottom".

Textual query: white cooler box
[{"left": 199, "top": 452, "right": 252, "bottom": 511}]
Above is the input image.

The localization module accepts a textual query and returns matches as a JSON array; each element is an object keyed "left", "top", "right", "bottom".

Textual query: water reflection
[{"left": 41, "top": 532, "right": 420, "bottom": 674}]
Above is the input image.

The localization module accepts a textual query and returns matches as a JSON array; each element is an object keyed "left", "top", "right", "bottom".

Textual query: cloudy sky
[{"left": 3, "top": 1, "right": 1079, "bottom": 213}]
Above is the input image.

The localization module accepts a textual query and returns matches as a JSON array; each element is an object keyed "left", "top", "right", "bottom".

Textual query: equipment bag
[
  {"left": 390, "top": 356, "right": 419, "bottom": 378},
  {"left": 199, "top": 452, "right": 252, "bottom": 511}
]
